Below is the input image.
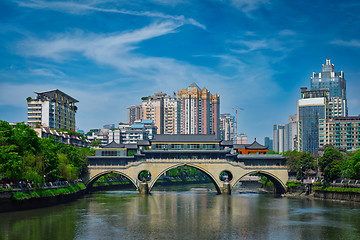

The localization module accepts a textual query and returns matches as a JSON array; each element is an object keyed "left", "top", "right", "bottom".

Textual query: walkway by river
[{"left": 0, "top": 184, "right": 359, "bottom": 240}]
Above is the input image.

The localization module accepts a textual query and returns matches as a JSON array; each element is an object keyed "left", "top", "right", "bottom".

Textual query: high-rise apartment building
[
  {"left": 220, "top": 113, "right": 235, "bottom": 141},
  {"left": 297, "top": 88, "right": 330, "bottom": 154},
  {"left": 141, "top": 92, "right": 179, "bottom": 135},
  {"left": 177, "top": 83, "right": 220, "bottom": 137},
  {"left": 163, "top": 96, "right": 180, "bottom": 135},
  {"left": 311, "top": 59, "right": 347, "bottom": 117},
  {"left": 127, "top": 105, "right": 142, "bottom": 124},
  {"left": 27, "top": 89, "right": 78, "bottom": 131}
]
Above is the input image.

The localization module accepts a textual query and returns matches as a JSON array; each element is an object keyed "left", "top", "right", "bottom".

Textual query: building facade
[
  {"left": 297, "top": 88, "right": 330, "bottom": 154},
  {"left": 27, "top": 89, "right": 78, "bottom": 131},
  {"left": 127, "top": 104, "right": 143, "bottom": 124},
  {"left": 140, "top": 92, "right": 179, "bottom": 135},
  {"left": 177, "top": 83, "right": 220, "bottom": 137},
  {"left": 108, "top": 120, "right": 157, "bottom": 144},
  {"left": 142, "top": 93, "right": 165, "bottom": 134},
  {"left": 163, "top": 96, "right": 180, "bottom": 134},
  {"left": 220, "top": 113, "right": 235, "bottom": 141},
  {"left": 236, "top": 133, "right": 248, "bottom": 144},
  {"left": 320, "top": 116, "right": 360, "bottom": 151},
  {"left": 310, "top": 59, "right": 347, "bottom": 117}
]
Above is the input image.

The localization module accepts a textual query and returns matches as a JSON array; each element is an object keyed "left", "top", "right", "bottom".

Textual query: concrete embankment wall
[
  {"left": 314, "top": 190, "right": 360, "bottom": 202},
  {"left": 0, "top": 190, "right": 86, "bottom": 213}
]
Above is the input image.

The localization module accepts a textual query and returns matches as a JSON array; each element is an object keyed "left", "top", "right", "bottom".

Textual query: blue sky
[{"left": 1, "top": 0, "right": 360, "bottom": 143}]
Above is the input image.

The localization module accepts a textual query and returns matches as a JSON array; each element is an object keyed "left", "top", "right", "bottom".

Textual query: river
[{"left": 0, "top": 184, "right": 360, "bottom": 240}]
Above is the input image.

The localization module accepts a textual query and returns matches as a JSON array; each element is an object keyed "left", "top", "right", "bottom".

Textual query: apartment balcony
[{"left": 28, "top": 120, "right": 41, "bottom": 123}]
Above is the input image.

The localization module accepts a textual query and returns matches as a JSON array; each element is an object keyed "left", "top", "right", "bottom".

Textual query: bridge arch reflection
[{"left": 233, "top": 171, "right": 287, "bottom": 194}]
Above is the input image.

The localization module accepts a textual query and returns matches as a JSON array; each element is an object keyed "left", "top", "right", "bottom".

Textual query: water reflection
[{"left": 1, "top": 184, "right": 360, "bottom": 240}]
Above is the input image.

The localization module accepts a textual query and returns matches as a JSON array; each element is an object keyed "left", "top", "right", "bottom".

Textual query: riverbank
[
  {"left": 0, "top": 184, "right": 86, "bottom": 213},
  {"left": 284, "top": 185, "right": 360, "bottom": 203}
]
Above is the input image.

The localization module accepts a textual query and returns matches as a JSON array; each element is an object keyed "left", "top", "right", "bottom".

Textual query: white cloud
[
  {"left": 9, "top": 20, "right": 283, "bottom": 132},
  {"left": 278, "top": 29, "right": 297, "bottom": 37},
  {"left": 330, "top": 39, "right": 360, "bottom": 48},
  {"left": 15, "top": 0, "right": 206, "bottom": 29},
  {"left": 29, "top": 68, "right": 65, "bottom": 78}
]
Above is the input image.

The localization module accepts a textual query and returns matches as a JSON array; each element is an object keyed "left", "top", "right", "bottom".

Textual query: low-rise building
[
  {"left": 34, "top": 127, "right": 90, "bottom": 147},
  {"left": 108, "top": 120, "right": 157, "bottom": 144},
  {"left": 233, "top": 140, "right": 269, "bottom": 155}
]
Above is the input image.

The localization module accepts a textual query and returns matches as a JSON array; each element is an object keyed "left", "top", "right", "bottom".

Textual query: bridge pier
[
  {"left": 139, "top": 181, "right": 150, "bottom": 194},
  {"left": 220, "top": 180, "right": 231, "bottom": 195}
]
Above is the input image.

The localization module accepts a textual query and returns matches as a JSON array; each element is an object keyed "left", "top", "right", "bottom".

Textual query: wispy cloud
[
  {"left": 227, "top": 0, "right": 270, "bottom": 13},
  {"left": 330, "top": 39, "right": 360, "bottom": 48},
  {"left": 15, "top": 0, "right": 206, "bottom": 29},
  {"left": 17, "top": 21, "right": 181, "bottom": 64},
  {"left": 29, "top": 68, "right": 65, "bottom": 78}
]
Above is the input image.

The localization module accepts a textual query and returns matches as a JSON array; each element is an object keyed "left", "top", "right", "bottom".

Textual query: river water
[{"left": 1, "top": 184, "right": 360, "bottom": 240}]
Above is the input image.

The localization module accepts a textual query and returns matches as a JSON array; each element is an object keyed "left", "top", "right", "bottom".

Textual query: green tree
[
  {"left": 283, "top": 150, "right": 301, "bottom": 173},
  {"left": 347, "top": 149, "right": 360, "bottom": 180},
  {"left": 318, "top": 146, "right": 344, "bottom": 183},
  {"left": 90, "top": 139, "right": 102, "bottom": 147},
  {"left": 296, "top": 152, "right": 316, "bottom": 180},
  {"left": 0, "top": 120, "right": 91, "bottom": 185}
]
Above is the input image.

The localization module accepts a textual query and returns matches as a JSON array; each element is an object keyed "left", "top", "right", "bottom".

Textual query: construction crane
[{"left": 223, "top": 107, "right": 244, "bottom": 141}]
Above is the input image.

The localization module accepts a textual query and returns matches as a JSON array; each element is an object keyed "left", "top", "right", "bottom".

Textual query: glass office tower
[
  {"left": 310, "top": 59, "right": 347, "bottom": 117},
  {"left": 297, "top": 88, "right": 329, "bottom": 154}
]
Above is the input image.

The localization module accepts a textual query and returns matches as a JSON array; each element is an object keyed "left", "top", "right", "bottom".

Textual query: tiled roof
[
  {"left": 102, "top": 142, "right": 126, "bottom": 148},
  {"left": 233, "top": 140, "right": 268, "bottom": 150}
]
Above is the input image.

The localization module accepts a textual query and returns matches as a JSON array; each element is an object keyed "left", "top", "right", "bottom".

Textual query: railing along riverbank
[{"left": 0, "top": 182, "right": 86, "bottom": 213}]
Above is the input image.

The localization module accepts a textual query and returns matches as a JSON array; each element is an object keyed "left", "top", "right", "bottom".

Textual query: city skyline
[{"left": 1, "top": 0, "right": 360, "bottom": 143}]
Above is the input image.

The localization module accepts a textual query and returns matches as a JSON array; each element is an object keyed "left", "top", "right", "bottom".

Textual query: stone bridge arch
[
  {"left": 232, "top": 170, "right": 287, "bottom": 194},
  {"left": 86, "top": 170, "right": 138, "bottom": 191},
  {"left": 148, "top": 163, "right": 222, "bottom": 194}
]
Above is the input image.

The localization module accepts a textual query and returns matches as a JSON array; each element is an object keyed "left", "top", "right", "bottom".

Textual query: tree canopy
[
  {"left": 0, "top": 120, "right": 93, "bottom": 187},
  {"left": 318, "top": 146, "right": 344, "bottom": 183}
]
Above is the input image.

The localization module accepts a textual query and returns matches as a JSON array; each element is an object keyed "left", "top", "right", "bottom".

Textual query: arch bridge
[
  {"left": 84, "top": 135, "right": 288, "bottom": 195},
  {"left": 85, "top": 155, "right": 288, "bottom": 195}
]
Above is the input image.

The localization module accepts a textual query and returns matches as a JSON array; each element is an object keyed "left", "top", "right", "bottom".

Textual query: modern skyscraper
[
  {"left": 273, "top": 124, "right": 285, "bottom": 153},
  {"left": 264, "top": 137, "right": 273, "bottom": 151},
  {"left": 297, "top": 87, "right": 330, "bottom": 154},
  {"left": 288, "top": 114, "right": 298, "bottom": 151},
  {"left": 273, "top": 114, "right": 298, "bottom": 153},
  {"left": 220, "top": 113, "right": 235, "bottom": 141},
  {"left": 177, "top": 83, "right": 220, "bottom": 137},
  {"left": 27, "top": 89, "right": 78, "bottom": 131},
  {"left": 310, "top": 59, "right": 347, "bottom": 117}
]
